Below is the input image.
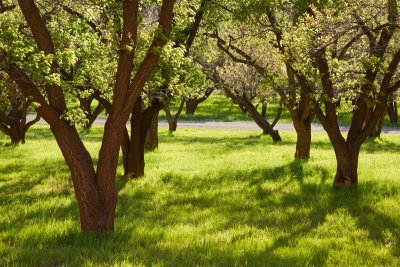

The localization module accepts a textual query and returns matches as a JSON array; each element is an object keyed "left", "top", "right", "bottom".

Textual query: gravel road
[{"left": 28, "top": 115, "right": 400, "bottom": 134}]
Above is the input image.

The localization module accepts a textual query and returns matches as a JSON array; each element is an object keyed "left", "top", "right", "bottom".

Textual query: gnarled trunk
[{"left": 333, "top": 144, "right": 359, "bottom": 188}]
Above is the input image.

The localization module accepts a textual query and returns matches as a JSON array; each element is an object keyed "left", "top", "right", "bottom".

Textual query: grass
[
  {"left": 1, "top": 126, "right": 400, "bottom": 266},
  {"left": 161, "top": 94, "right": 400, "bottom": 128},
  {"left": 159, "top": 94, "right": 292, "bottom": 123}
]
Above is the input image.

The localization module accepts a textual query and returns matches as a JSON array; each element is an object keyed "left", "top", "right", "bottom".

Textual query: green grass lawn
[
  {"left": 162, "top": 94, "right": 400, "bottom": 128},
  {"left": 1, "top": 126, "right": 400, "bottom": 266}
]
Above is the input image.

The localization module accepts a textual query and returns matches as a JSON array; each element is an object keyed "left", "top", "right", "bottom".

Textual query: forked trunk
[
  {"left": 144, "top": 111, "right": 159, "bottom": 150},
  {"left": 237, "top": 94, "right": 281, "bottom": 142},
  {"left": 185, "top": 88, "right": 213, "bottom": 115},
  {"left": 332, "top": 144, "right": 359, "bottom": 188},
  {"left": 164, "top": 99, "right": 184, "bottom": 132},
  {"left": 52, "top": 121, "right": 118, "bottom": 231}
]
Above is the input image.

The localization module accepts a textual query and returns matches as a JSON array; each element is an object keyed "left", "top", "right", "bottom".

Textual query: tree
[
  {"left": 0, "top": 77, "right": 40, "bottom": 143},
  {"left": 119, "top": 0, "right": 211, "bottom": 172},
  {"left": 205, "top": 1, "right": 315, "bottom": 157},
  {"left": 185, "top": 87, "right": 214, "bottom": 115},
  {"left": 213, "top": 56, "right": 282, "bottom": 141},
  {"left": 164, "top": 97, "right": 185, "bottom": 131},
  {"left": 0, "top": 0, "right": 177, "bottom": 231},
  {"left": 280, "top": 0, "right": 400, "bottom": 187}
]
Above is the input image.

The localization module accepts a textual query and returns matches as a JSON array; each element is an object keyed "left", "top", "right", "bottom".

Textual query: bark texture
[
  {"left": 5, "top": 0, "right": 176, "bottom": 232},
  {"left": 121, "top": 98, "right": 164, "bottom": 178}
]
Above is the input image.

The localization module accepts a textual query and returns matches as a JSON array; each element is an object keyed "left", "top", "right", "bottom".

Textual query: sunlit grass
[
  {"left": 1, "top": 126, "right": 400, "bottom": 266},
  {"left": 162, "top": 94, "right": 400, "bottom": 129}
]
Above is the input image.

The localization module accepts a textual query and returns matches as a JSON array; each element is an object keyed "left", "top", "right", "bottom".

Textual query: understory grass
[
  {"left": 161, "top": 94, "right": 400, "bottom": 128},
  {"left": 0, "top": 126, "right": 400, "bottom": 266}
]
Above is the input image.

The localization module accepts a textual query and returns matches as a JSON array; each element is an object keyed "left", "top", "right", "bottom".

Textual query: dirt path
[
  {"left": 159, "top": 121, "right": 400, "bottom": 134},
  {"left": 28, "top": 115, "right": 400, "bottom": 134}
]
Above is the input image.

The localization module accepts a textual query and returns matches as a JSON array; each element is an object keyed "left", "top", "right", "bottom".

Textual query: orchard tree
[
  {"left": 185, "top": 87, "right": 214, "bottom": 115},
  {"left": 118, "top": 0, "right": 210, "bottom": 177},
  {"left": 215, "top": 57, "right": 283, "bottom": 141},
  {"left": 206, "top": 1, "right": 315, "bottom": 158},
  {"left": 280, "top": 0, "right": 400, "bottom": 187},
  {"left": 0, "top": 0, "right": 177, "bottom": 231},
  {"left": 0, "top": 76, "right": 40, "bottom": 143}
]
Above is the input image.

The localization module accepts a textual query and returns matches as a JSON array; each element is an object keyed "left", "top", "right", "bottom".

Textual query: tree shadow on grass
[
  {"left": 160, "top": 132, "right": 400, "bottom": 155},
  {"left": 113, "top": 161, "right": 400, "bottom": 266},
  {"left": 2, "top": 135, "right": 400, "bottom": 266}
]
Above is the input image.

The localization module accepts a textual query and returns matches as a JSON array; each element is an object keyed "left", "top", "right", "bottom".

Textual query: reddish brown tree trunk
[
  {"left": 332, "top": 144, "right": 359, "bottom": 188},
  {"left": 10, "top": 0, "right": 176, "bottom": 233},
  {"left": 241, "top": 97, "right": 282, "bottom": 142},
  {"left": 123, "top": 98, "right": 164, "bottom": 178},
  {"left": 126, "top": 99, "right": 145, "bottom": 178}
]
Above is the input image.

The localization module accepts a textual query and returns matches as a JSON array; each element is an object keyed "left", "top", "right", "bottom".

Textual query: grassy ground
[
  {"left": 161, "top": 94, "right": 400, "bottom": 128},
  {"left": 1, "top": 126, "right": 400, "bottom": 266}
]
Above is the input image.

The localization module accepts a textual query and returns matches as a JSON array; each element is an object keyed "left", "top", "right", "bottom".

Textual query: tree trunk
[
  {"left": 124, "top": 98, "right": 164, "bottom": 178},
  {"left": 261, "top": 104, "right": 267, "bottom": 118},
  {"left": 164, "top": 98, "right": 185, "bottom": 132},
  {"left": 387, "top": 101, "right": 398, "bottom": 123},
  {"left": 52, "top": 122, "right": 117, "bottom": 231},
  {"left": 293, "top": 119, "right": 311, "bottom": 159},
  {"left": 164, "top": 105, "right": 177, "bottom": 131},
  {"left": 9, "top": 124, "right": 26, "bottom": 144},
  {"left": 240, "top": 96, "right": 282, "bottom": 142},
  {"left": 144, "top": 111, "right": 159, "bottom": 150},
  {"left": 185, "top": 99, "right": 200, "bottom": 115},
  {"left": 126, "top": 98, "right": 146, "bottom": 178},
  {"left": 369, "top": 105, "right": 386, "bottom": 138},
  {"left": 328, "top": 138, "right": 361, "bottom": 189},
  {"left": 333, "top": 147, "right": 359, "bottom": 188},
  {"left": 185, "top": 88, "right": 214, "bottom": 115}
]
